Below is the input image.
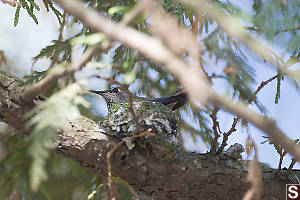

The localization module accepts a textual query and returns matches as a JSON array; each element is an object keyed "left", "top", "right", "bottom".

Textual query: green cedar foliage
[{"left": 14, "top": 0, "right": 62, "bottom": 26}]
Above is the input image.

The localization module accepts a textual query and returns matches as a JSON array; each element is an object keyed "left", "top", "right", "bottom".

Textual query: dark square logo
[{"left": 287, "top": 184, "right": 300, "bottom": 200}]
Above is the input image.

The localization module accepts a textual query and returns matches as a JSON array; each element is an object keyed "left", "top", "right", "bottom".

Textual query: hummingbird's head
[{"left": 90, "top": 87, "right": 131, "bottom": 110}]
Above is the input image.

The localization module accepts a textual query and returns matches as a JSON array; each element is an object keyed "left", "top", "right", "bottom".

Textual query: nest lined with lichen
[{"left": 102, "top": 101, "right": 180, "bottom": 160}]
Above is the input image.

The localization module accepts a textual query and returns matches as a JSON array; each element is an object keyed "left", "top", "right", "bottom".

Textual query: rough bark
[{"left": 0, "top": 70, "right": 298, "bottom": 200}]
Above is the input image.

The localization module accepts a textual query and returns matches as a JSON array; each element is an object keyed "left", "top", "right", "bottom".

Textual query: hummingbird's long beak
[{"left": 89, "top": 90, "right": 105, "bottom": 95}]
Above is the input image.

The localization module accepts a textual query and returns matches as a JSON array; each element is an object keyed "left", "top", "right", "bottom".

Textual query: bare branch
[
  {"left": 278, "top": 149, "right": 288, "bottom": 170},
  {"left": 210, "top": 106, "right": 220, "bottom": 154},
  {"left": 218, "top": 74, "right": 279, "bottom": 154},
  {"left": 0, "top": 50, "right": 7, "bottom": 66},
  {"left": 253, "top": 74, "right": 279, "bottom": 96},
  {"left": 244, "top": 25, "right": 300, "bottom": 36},
  {"left": 217, "top": 117, "right": 240, "bottom": 154},
  {"left": 212, "top": 94, "right": 300, "bottom": 161},
  {"left": 275, "top": 25, "right": 300, "bottom": 35},
  {"left": 48, "top": 11, "right": 67, "bottom": 67},
  {"left": 287, "top": 158, "right": 297, "bottom": 175},
  {"left": 1, "top": 70, "right": 299, "bottom": 199},
  {"left": 58, "top": 11, "right": 67, "bottom": 41}
]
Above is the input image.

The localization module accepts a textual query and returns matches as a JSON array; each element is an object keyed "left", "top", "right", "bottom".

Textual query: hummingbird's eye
[{"left": 112, "top": 88, "right": 119, "bottom": 93}]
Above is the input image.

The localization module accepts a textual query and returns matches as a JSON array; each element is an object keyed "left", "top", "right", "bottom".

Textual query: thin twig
[
  {"left": 277, "top": 150, "right": 288, "bottom": 170},
  {"left": 210, "top": 106, "right": 220, "bottom": 154},
  {"left": 58, "top": 11, "right": 67, "bottom": 41},
  {"left": 292, "top": 171, "right": 300, "bottom": 184},
  {"left": 217, "top": 74, "right": 279, "bottom": 154},
  {"left": 107, "top": 130, "right": 155, "bottom": 199},
  {"left": 244, "top": 25, "right": 300, "bottom": 36},
  {"left": 208, "top": 74, "right": 227, "bottom": 80},
  {"left": 49, "top": 10, "right": 67, "bottom": 67},
  {"left": 199, "top": 61, "right": 210, "bottom": 82},
  {"left": 244, "top": 26, "right": 259, "bottom": 31},
  {"left": 253, "top": 74, "right": 278, "bottom": 96},
  {"left": 126, "top": 88, "right": 142, "bottom": 133},
  {"left": 0, "top": 50, "right": 7, "bottom": 66},
  {"left": 287, "top": 158, "right": 297, "bottom": 176},
  {"left": 217, "top": 117, "right": 240, "bottom": 154},
  {"left": 275, "top": 25, "right": 300, "bottom": 35}
]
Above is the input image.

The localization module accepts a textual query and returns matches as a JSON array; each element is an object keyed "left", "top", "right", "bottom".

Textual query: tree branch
[
  {"left": 253, "top": 74, "right": 279, "bottom": 96},
  {"left": 0, "top": 69, "right": 299, "bottom": 200},
  {"left": 210, "top": 106, "right": 220, "bottom": 154},
  {"left": 244, "top": 25, "right": 300, "bottom": 36},
  {"left": 212, "top": 94, "right": 300, "bottom": 161},
  {"left": 217, "top": 117, "right": 240, "bottom": 154}
]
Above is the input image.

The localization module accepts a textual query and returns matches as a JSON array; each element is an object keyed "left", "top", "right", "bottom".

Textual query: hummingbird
[
  {"left": 89, "top": 87, "right": 187, "bottom": 112},
  {"left": 89, "top": 87, "right": 186, "bottom": 160},
  {"left": 89, "top": 87, "right": 187, "bottom": 136}
]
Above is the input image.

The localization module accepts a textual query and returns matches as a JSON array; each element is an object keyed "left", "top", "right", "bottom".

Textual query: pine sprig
[
  {"left": 33, "top": 40, "right": 72, "bottom": 62},
  {"left": 14, "top": 5, "right": 21, "bottom": 27},
  {"left": 26, "top": 84, "right": 90, "bottom": 191},
  {"left": 275, "top": 74, "right": 281, "bottom": 104},
  {"left": 13, "top": 0, "right": 62, "bottom": 26},
  {"left": 19, "top": 0, "right": 38, "bottom": 24},
  {"left": 178, "top": 105, "right": 214, "bottom": 145},
  {"left": 26, "top": 0, "right": 40, "bottom": 11},
  {"left": 47, "top": 0, "right": 62, "bottom": 25}
]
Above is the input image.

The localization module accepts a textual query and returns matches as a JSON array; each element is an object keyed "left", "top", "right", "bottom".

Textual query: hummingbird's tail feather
[{"left": 149, "top": 91, "right": 187, "bottom": 110}]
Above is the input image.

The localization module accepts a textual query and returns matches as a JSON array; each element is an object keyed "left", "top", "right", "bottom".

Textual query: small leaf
[
  {"left": 70, "top": 33, "right": 106, "bottom": 46},
  {"left": 48, "top": 0, "right": 62, "bottom": 25},
  {"left": 124, "top": 70, "right": 136, "bottom": 84},
  {"left": 87, "top": 190, "right": 97, "bottom": 199},
  {"left": 19, "top": 0, "right": 38, "bottom": 24},
  {"left": 86, "top": 62, "right": 114, "bottom": 69},
  {"left": 26, "top": 84, "right": 90, "bottom": 191},
  {"left": 42, "top": 0, "right": 49, "bottom": 11},
  {"left": 26, "top": 0, "right": 40, "bottom": 11},
  {"left": 275, "top": 74, "right": 281, "bottom": 104},
  {"left": 122, "top": 61, "right": 129, "bottom": 70},
  {"left": 14, "top": 6, "right": 21, "bottom": 27},
  {"left": 34, "top": 40, "right": 72, "bottom": 61},
  {"left": 108, "top": 6, "right": 126, "bottom": 15},
  {"left": 260, "top": 139, "right": 269, "bottom": 144},
  {"left": 112, "top": 177, "right": 134, "bottom": 200}
]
